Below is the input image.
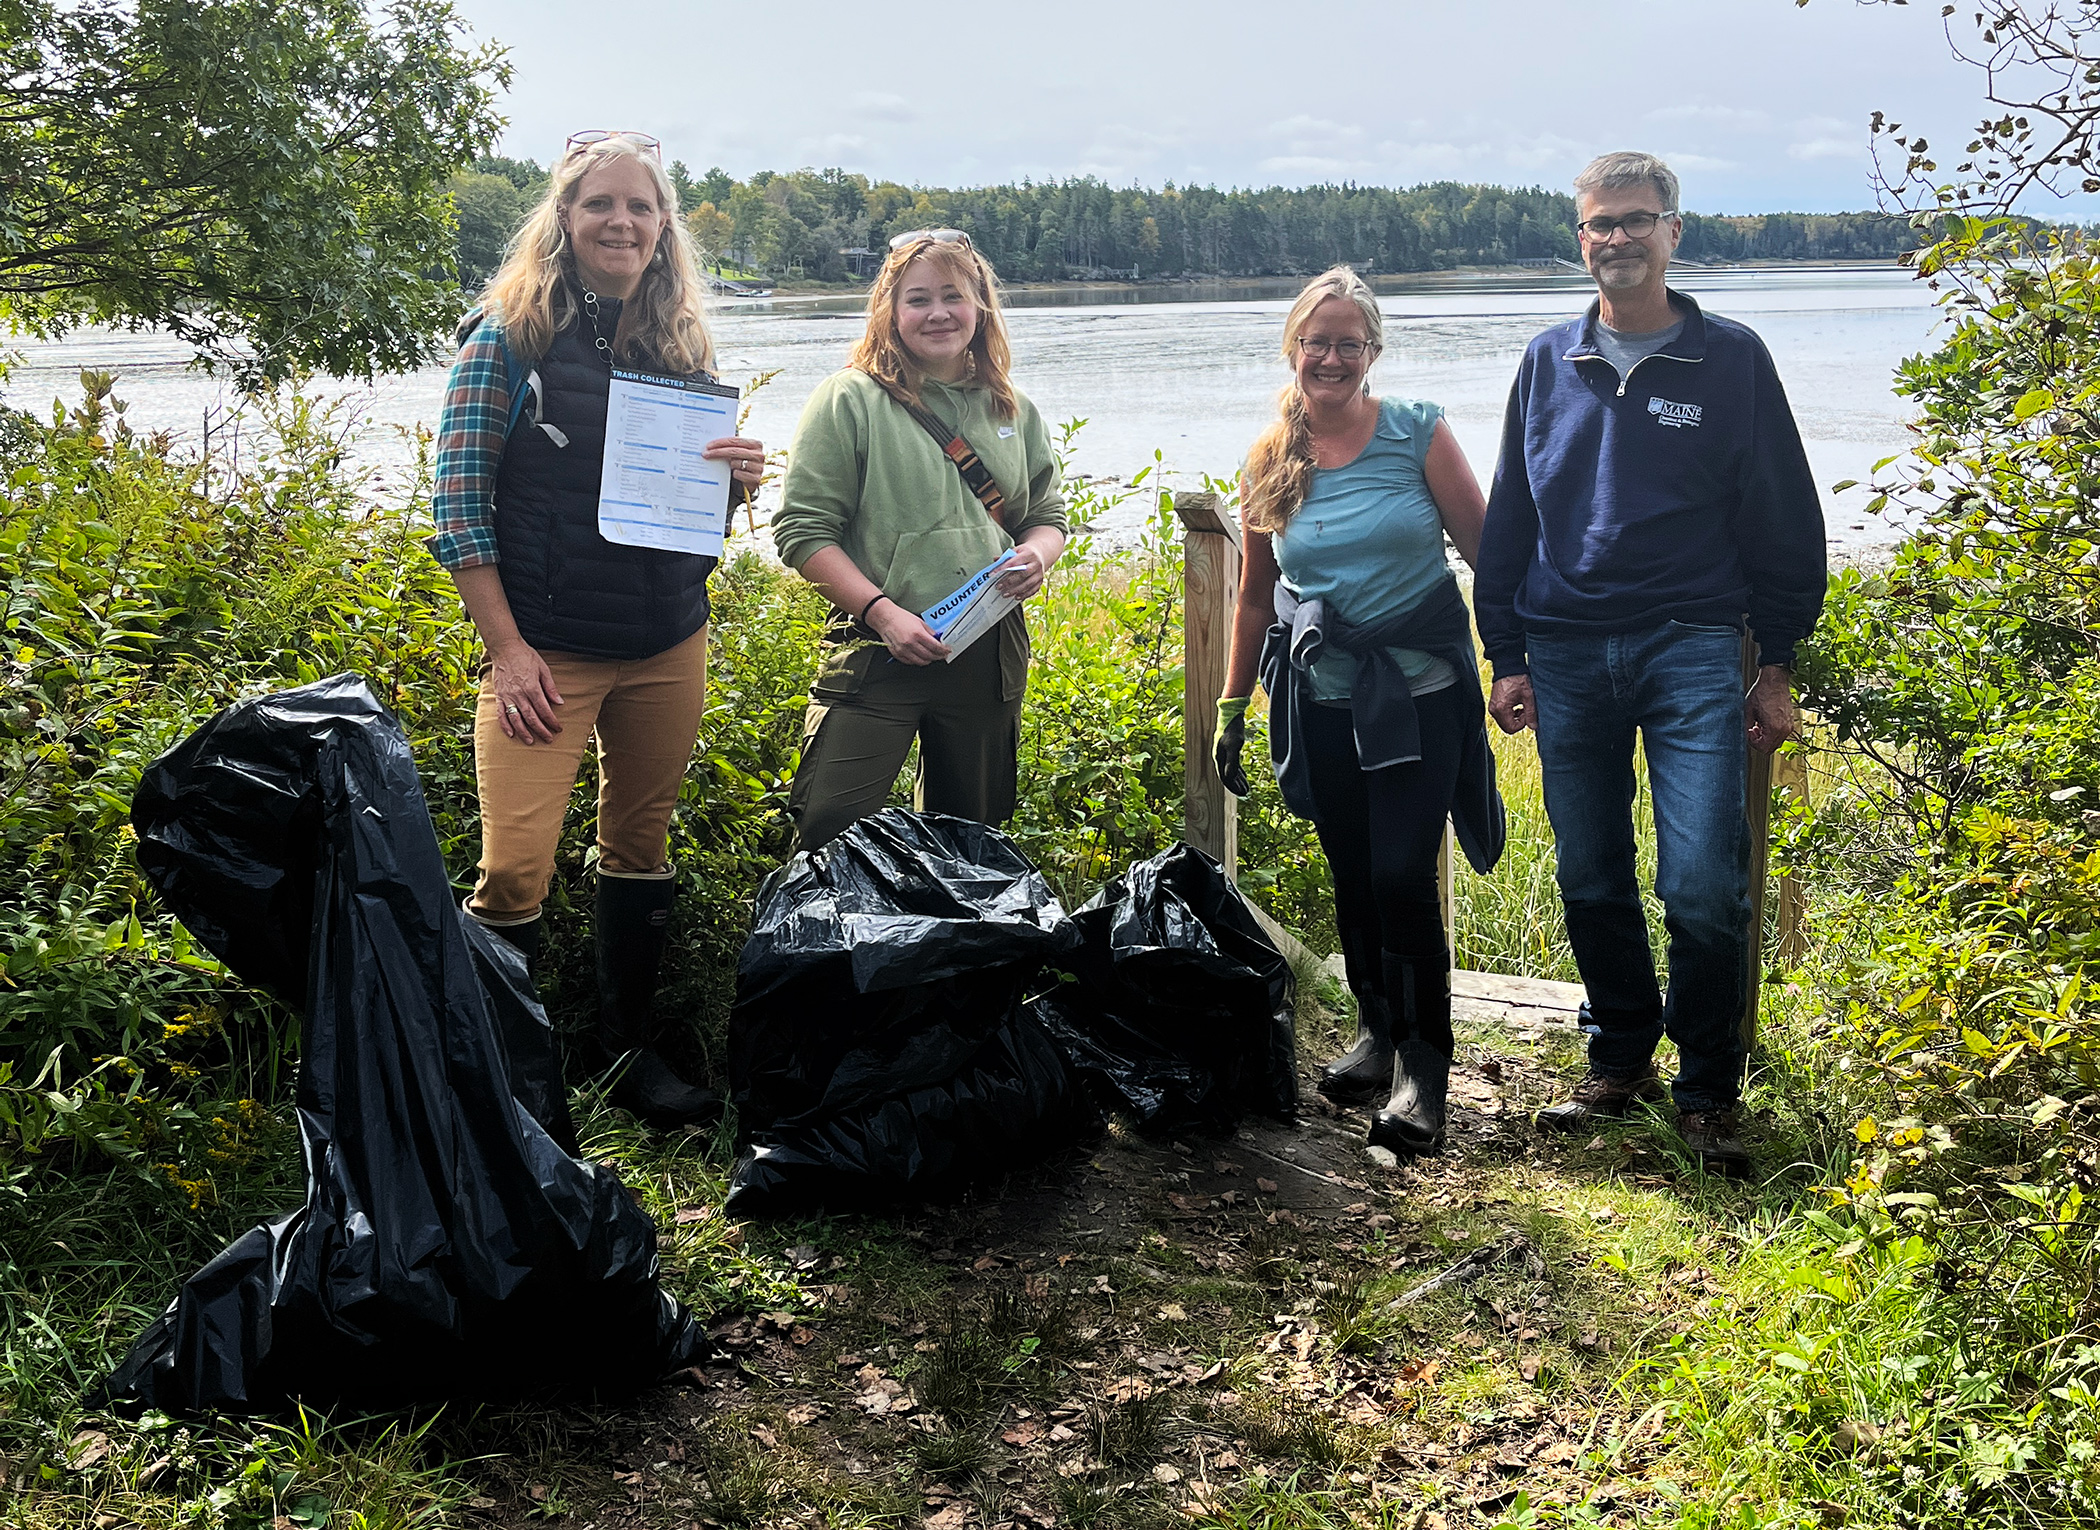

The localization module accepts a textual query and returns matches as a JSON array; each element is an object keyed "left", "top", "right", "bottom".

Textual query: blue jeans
[{"left": 1527, "top": 621, "right": 1750, "bottom": 1112}]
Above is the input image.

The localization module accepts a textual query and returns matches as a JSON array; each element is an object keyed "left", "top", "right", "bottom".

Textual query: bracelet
[{"left": 858, "top": 591, "right": 891, "bottom": 624}]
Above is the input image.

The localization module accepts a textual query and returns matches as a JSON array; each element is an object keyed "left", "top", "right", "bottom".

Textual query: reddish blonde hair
[{"left": 849, "top": 237, "right": 1017, "bottom": 419}]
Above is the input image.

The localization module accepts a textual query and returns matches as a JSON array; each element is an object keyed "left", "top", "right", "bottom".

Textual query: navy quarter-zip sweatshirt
[{"left": 1473, "top": 291, "right": 1826, "bottom": 678}]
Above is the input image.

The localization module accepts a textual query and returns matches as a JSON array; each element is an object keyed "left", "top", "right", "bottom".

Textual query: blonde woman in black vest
[{"left": 427, "top": 132, "right": 763, "bottom": 1126}]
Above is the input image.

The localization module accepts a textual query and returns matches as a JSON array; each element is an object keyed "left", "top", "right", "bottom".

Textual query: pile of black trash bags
[
  {"left": 94, "top": 677, "right": 1294, "bottom": 1414},
  {"left": 94, "top": 677, "right": 706, "bottom": 1416},
  {"left": 726, "top": 810, "right": 1298, "bottom": 1216}
]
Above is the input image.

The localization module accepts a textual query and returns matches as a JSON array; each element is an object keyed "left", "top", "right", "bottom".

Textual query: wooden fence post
[
  {"left": 1772, "top": 749, "right": 1810, "bottom": 967},
  {"left": 1741, "top": 633, "right": 1773, "bottom": 1052},
  {"left": 1174, "top": 490, "right": 1240, "bottom": 879}
]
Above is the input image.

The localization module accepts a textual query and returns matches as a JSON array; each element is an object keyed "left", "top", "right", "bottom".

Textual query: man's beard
[{"left": 1591, "top": 253, "right": 1650, "bottom": 289}]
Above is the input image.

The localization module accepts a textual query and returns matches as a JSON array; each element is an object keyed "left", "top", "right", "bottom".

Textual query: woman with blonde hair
[
  {"left": 773, "top": 229, "right": 1068, "bottom": 851},
  {"left": 1216, "top": 266, "right": 1504, "bottom": 1155},
  {"left": 426, "top": 130, "right": 765, "bottom": 1127}
]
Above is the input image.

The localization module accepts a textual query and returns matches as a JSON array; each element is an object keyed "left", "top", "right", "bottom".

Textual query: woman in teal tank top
[{"left": 1216, "top": 267, "right": 1503, "bottom": 1157}]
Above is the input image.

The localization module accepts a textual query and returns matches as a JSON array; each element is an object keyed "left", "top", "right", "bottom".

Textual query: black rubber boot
[
  {"left": 1318, "top": 990, "right": 1396, "bottom": 1105},
  {"left": 495, "top": 915, "right": 541, "bottom": 976},
  {"left": 464, "top": 897, "right": 540, "bottom": 979},
  {"left": 595, "top": 875, "right": 721, "bottom": 1130},
  {"left": 1368, "top": 950, "right": 1453, "bottom": 1156}
]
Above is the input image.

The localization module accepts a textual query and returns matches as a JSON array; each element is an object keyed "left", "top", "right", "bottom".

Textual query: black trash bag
[
  {"left": 1035, "top": 842, "right": 1297, "bottom": 1132},
  {"left": 92, "top": 674, "right": 703, "bottom": 1415},
  {"left": 725, "top": 809, "right": 1092, "bottom": 1215}
]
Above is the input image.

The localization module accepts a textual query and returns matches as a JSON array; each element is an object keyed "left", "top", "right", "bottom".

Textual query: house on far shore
[{"left": 840, "top": 247, "right": 880, "bottom": 279}]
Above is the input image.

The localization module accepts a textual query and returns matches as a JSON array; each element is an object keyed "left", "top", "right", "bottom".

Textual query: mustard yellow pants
[{"left": 466, "top": 625, "right": 708, "bottom": 926}]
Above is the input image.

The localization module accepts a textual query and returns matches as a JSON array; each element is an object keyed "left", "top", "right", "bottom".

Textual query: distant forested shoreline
[{"left": 450, "top": 158, "right": 1918, "bottom": 287}]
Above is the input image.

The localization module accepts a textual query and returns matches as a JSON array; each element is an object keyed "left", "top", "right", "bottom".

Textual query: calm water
[{"left": 3, "top": 263, "right": 1937, "bottom": 562}]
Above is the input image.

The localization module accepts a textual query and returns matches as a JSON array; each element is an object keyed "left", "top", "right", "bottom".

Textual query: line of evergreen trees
[{"left": 449, "top": 159, "right": 1917, "bottom": 287}]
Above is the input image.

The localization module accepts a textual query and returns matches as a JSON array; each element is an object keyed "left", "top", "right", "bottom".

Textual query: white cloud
[
  {"left": 1659, "top": 151, "right": 1740, "bottom": 173},
  {"left": 1646, "top": 103, "right": 1773, "bottom": 130},
  {"left": 1788, "top": 136, "right": 1863, "bottom": 161},
  {"left": 849, "top": 92, "right": 918, "bottom": 123},
  {"left": 1255, "top": 154, "right": 1372, "bottom": 181},
  {"left": 1264, "top": 115, "right": 1366, "bottom": 156}
]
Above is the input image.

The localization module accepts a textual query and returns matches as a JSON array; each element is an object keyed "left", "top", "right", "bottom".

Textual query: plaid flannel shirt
[{"left": 426, "top": 316, "right": 512, "bottom": 571}]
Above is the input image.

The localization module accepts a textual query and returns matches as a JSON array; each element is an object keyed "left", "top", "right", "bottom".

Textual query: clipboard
[{"left": 597, "top": 369, "right": 740, "bottom": 557}]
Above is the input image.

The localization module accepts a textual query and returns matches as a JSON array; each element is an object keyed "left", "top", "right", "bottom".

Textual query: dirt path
[{"left": 465, "top": 1009, "right": 1745, "bottom": 1529}]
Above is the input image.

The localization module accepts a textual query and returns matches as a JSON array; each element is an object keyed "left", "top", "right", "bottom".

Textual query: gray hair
[{"left": 1574, "top": 151, "right": 1680, "bottom": 212}]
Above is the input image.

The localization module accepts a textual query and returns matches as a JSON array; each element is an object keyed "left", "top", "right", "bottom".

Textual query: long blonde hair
[
  {"left": 849, "top": 237, "right": 1017, "bottom": 419},
  {"left": 1241, "top": 267, "right": 1385, "bottom": 532},
  {"left": 480, "top": 138, "right": 716, "bottom": 374}
]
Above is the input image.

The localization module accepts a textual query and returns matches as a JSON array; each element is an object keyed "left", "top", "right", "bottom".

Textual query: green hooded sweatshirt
[{"left": 773, "top": 368, "right": 1067, "bottom": 616}]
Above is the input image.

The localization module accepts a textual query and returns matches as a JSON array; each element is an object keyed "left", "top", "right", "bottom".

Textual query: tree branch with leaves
[{"left": 0, "top": 0, "right": 508, "bottom": 385}]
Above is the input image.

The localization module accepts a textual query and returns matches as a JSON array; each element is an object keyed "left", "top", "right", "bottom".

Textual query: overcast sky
[{"left": 447, "top": 0, "right": 2018, "bottom": 214}]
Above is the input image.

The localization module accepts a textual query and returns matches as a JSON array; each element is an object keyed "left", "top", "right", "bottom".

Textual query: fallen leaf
[
  {"left": 1157, "top": 1303, "right": 1188, "bottom": 1321},
  {"left": 1394, "top": 1358, "right": 1442, "bottom": 1388},
  {"left": 67, "top": 1430, "right": 111, "bottom": 1470},
  {"left": 1003, "top": 1420, "right": 1045, "bottom": 1447},
  {"left": 973, "top": 1254, "right": 1000, "bottom": 1271},
  {"left": 750, "top": 1425, "right": 778, "bottom": 1448},
  {"left": 1048, "top": 1423, "right": 1076, "bottom": 1443},
  {"left": 1834, "top": 1420, "right": 1882, "bottom": 1455},
  {"left": 1518, "top": 1357, "right": 1542, "bottom": 1383},
  {"left": 1585, "top": 1136, "right": 1607, "bottom": 1151},
  {"left": 1256, "top": 1177, "right": 1279, "bottom": 1194},
  {"left": 674, "top": 1207, "right": 708, "bottom": 1223},
  {"left": 926, "top": 1505, "right": 969, "bottom": 1530},
  {"left": 786, "top": 1403, "right": 824, "bottom": 1425},
  {"left": 790, "top": 1325, "right": 816, "bottom": 1346},
  {"left": 1152, "top": 1463, "right": 1183, "bottom": 1484}
]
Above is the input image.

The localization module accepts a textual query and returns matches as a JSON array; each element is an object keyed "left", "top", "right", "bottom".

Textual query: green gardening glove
[{"left": 1214, "top": 695, "right": 1251, "bottom": 798}]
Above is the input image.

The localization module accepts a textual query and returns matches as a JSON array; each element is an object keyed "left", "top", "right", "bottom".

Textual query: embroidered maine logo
[{"left": 1648, "top": 396, "right": 1702, "bottom": 428}]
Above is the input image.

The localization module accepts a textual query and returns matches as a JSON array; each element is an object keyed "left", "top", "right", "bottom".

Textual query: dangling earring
[{"left": 965, "top": 349, "right": 979, "bottom": 381}]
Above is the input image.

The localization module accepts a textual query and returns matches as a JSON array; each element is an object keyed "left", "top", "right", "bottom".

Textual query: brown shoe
[
  {"left": 1678, "top": 1110, "right": 1751, "bottom": 1178},
  {"left": 1535, "top": 1065, "right": 1665, "bottom": 1134}
]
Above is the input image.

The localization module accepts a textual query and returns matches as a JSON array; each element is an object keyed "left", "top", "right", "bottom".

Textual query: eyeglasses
[
  {"left": 1295, "top": 336, "right": 1375, "bottom": 361},
  {"left": 888, "top": 227, "right": 973, "bottom": 252},
  {"left": 1575, "top": 210, "right": 1675, "bottom": 242},
  {"left": 564, "top": 130, "right": 663, "bottom": 162}
]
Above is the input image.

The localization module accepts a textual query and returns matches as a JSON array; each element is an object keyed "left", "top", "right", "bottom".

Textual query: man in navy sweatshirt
[{"left": 1474, "top": 151, "right": 1825, "bottom": 1176}]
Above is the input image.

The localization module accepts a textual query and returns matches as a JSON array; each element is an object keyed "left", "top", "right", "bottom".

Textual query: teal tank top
[{"left": 1269, "top": 396, "right": 1458, "bottom": 703}]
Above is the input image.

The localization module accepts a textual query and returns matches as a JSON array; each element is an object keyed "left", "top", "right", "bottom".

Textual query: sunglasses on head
[
  {"left": 888, "top": 227, "right": 972, "bottom": 252},
  {"left": 564, "top": 129, "right": 662, "bottom": 162}
]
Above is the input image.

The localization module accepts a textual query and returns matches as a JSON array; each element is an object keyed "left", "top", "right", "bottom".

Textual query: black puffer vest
[{"left": 492, "top": 292, "right": 717, "bottom": 661}]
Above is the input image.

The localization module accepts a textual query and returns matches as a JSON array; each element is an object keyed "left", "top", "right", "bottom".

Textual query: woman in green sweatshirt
[{"left": 773, "top": 230, "right": 1068, "bottom": 851}]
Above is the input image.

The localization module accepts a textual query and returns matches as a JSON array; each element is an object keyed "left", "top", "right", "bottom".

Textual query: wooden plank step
[{"left": 1452, "top": 968, "right": 1584, "bottom": 1028}]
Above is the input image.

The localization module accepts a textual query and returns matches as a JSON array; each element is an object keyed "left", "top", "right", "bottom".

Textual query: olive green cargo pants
[{"left": 788, "top": 609, "right": 1029, "bottom": 853}]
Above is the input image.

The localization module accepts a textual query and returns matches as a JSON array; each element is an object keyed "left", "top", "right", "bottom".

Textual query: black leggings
[{"left": 1302, "top": 686, "right": 1464, "bottom": 1012}]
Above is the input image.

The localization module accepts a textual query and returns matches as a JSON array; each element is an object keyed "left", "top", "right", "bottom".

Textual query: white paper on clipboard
[
  {"left": 921, "top": 550, "right": 1020, "bottom": 661},
  {"left": 597, "top": 368, "right": 740, "bottom": 557}
]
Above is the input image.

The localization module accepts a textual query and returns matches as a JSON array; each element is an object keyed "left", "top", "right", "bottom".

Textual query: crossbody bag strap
[{"left": 901, "top": 400, "right": 1009, "bottom": 528}]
